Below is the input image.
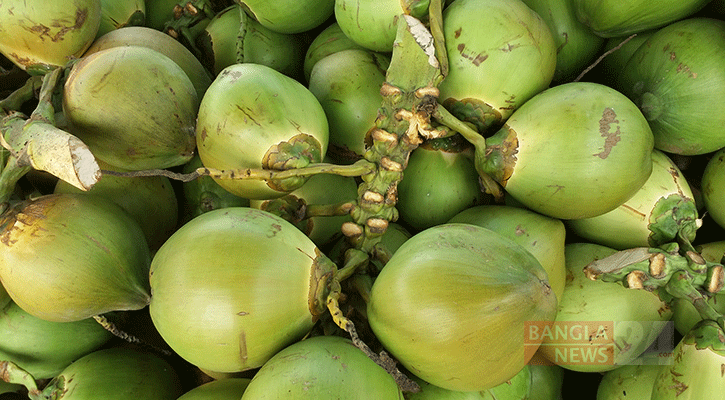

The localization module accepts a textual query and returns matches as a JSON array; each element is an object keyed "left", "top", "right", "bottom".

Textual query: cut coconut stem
[{"left": 0, "top": 66, "right": 101, "bottom": 206}]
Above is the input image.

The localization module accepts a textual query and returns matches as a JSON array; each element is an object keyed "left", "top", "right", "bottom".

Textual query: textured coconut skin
[{"left": 650, "top": 320, "right": 725, "bottom": 400}]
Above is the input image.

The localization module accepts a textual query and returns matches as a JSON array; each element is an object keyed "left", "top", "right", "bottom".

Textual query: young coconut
[
  {"left": 467, "top": 81, "right": 654, "bottom": 220},
  {"left": 302, "top": 23, "right": 368, "bottom": 83},
  {"left": 237, "top": 0, "right": 334, "bottom": 34},
  {"left": 572, "top": 0, "right": 711, "bottom": 38},
  {"left": 240, "top": 336, "right": 404, "bottom": 399},
  {"left": 4, "top": 347, "right": 184, "bottom": 400},
  {"left": 54, "top": 159, "right": 179, "bottom": 251},
  {"left": 0, "top": 193, "right": 151, "bottom": 323},
  {"left": 595, "top": 30, "right": 656, "bottom": 86},
  {"left": 195, "top": 63, "right": 329, "bottom": 200},
  {"left": 521, "top": 0, "right": 605, "bottom": 83},
  {"left": 84, "top": 25, "right": 213, "bottom": 101},
  {"left": 177, "top": 378, "right": 251, "bottom": 400},
  {"left": 701, "top": 148, "right": 725, "bottom": 232},
  {"left": 148, "top": 207, "right": 338, "bottom": 373},
  {"left": 615, "top": 18, "right": 725, "bottom": 155},
  {"left": 334, "top": 0, "right": 429, "bottom": 53},
  {"left": 539, "top": 243, "right": 673, "bottom": 373},
  {"left": 448, "top": 204, "right": 567, "bottom": 303},
  {"left": 195, "top": 4, "right": 306, "bottom": 78},
  {"left": 596, "top": 364, "right": 664, "bottom": 400},
  {"left": 650, "top": 320, "right": 725, "bottom": 400},
  {"left": 396, "top": 137, "right": 486, "bottom": 232},
  {"left": 406, "top": 364, "right": 532, "bottom": 399},
  {"left": 307, "top": 49, "right": 390, "bottom": 164},
  {"left": 63, "top": 45, "right": 198, "bottom": 171},
  {"left": 367, "top": 223, "right": 557, "bottom": 392},
  {"left": 0, "top": 301, "right": 112, "bottom": 380},
  {"left": 438, "top": 0, "right": 557, "bottom": 134},
  {"left": 528, "top": 361, "right": 565, "bottom": 400},
  {"left": 250, "top": 166, "right": 359, "bottom": 248}
]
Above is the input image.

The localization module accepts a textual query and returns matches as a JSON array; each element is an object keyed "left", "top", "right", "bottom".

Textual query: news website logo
[
  {"left": 525, "top": 320, "right": 675, "bottom": 367},
  {"left": 525, "top": 321, "right": 614, "bottom": 366}
]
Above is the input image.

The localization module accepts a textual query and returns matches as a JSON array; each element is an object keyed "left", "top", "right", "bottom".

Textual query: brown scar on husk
[
  {"left": 593, "top": 108, "right": 621, "bottom": 159},
  {"left": 669, "top": 369, "right": 688, "bottom": 396},
  {"left": 239, "top": 330, "right": 248, "bottom": 365},
  {"left": 547, "top": 184, "right": 564, "bottom": 194},
  {"left": 676, "top": 63, "right": 697, "bottom": 78},
  {"left": 501, "top": 42, "right": 519, "bottom": 52},
  {"left": 621, "top": 204, "right": 647, "bottom": 220},
  {"left": 456, "top": 43, "right": 488, "bottom": 66},
  {"left": 667, "top": 167, "right": 688, "bottom": 197},
  {"left": 28, "top": 8, "right": 89, "bottom": 42}
]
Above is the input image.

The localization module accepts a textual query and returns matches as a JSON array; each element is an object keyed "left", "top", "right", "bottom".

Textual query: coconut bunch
[{"left": 2, "top": 1, "right": 725, "bottom": 400}]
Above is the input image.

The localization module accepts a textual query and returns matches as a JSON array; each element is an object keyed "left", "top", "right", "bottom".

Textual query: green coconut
[
  {"left": 475, "top": 82, "right": 654, "bottom": 220},
  {"left": 149, "top": 207, "right": 337, "bottom": 373},
  {"left": 0, "top": 193, "right": 151, "bottom": 323},
  {"left": 367, "top": 223, "right": 557, "bottom": 392},
  {"left": 63, "top": 45, "right": 198, "bottom": 170},
  {"left": 0, "top": 0, "right": 101, "bottom": 70},
  {"left": 195, "top": 63, "right": 328, "bottom": 200},
  {"left": 573, "top": 0, "right": 711, "bottom": 38},
  {"left": 448, "top": 204, "right": 567, "bottom": 303},
  {"left": 438, "top": 0, "right": 557, "bottom": 134},
  {"left": 615, "top": 18, "right": 725, "bottom": 155},
  {"left": 240, "top": 336, "right": 403, "bottom": 399}
]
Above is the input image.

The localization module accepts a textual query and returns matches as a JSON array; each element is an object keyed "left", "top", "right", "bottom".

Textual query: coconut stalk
[
  {"left": 320, "top": 7, "right": 450, "bottom": 392},
  {"left": 164, "top": 0, "right": 217, "bottom": 59},
  {"left": 583, "top": 242, "right": 725, "bottom": 332}
]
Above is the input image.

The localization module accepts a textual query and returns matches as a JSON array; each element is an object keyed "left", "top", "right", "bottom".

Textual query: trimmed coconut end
[{"left": 69, "top": 136, "right": 101, "bottom": 190}]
